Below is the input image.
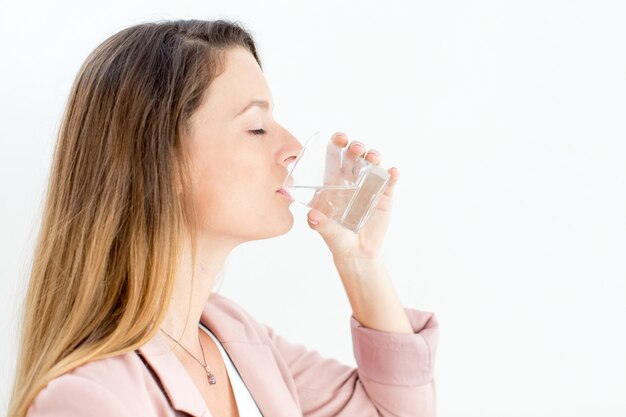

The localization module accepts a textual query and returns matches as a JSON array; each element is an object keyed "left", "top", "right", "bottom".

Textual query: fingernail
[{"left": 307, "top": 217, "right": 319, "bottom": 225}]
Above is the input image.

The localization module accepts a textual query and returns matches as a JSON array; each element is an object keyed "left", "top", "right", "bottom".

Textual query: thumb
[{"left": 307, "top": 208, "right": 341, "bottom": 237}]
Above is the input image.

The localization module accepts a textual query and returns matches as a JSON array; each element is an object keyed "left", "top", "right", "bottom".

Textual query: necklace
[{"left": 160, "top": 326, "right": 217, "bottom": 385}]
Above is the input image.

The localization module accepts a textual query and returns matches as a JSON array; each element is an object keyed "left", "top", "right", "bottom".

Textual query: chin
[
  {"left": 278, "top": 213, "right": 295, "bottom": 235},
  {"left": 271, "top": 211, "right": 295, "bottom": 237},
  {"left": 246, "top": 211, "right": 295, "bottom": 242}
]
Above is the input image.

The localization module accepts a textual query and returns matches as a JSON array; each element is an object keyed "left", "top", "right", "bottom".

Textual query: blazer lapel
[
  {"left": 136, "top": 332, "right": 209, "bottom": 417},
  {"left": 201, "top": 295, "right": 301, "bottom": 417}
]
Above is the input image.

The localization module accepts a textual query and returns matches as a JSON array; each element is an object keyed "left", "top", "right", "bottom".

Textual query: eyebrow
[{"left": 235, "top": 99, "right": 274, "bottom": 117}]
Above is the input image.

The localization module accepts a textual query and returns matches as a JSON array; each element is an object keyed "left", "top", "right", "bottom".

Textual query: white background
[{"left": 1, "top": 1, "right": 625, "bottom": 416}]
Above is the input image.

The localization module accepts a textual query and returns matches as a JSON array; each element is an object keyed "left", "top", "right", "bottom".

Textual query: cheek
[{"left": 192, "top": 152, "right": 270, "bottom": 215}]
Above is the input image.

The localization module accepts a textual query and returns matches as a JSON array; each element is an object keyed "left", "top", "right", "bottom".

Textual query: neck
[{"left": 159, "top": 232, "right": 239, "bottom": 353}]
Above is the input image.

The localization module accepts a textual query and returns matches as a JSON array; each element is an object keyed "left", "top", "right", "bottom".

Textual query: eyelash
[{"left": 249, "top": 129, "right": 266, "bottom": 136}]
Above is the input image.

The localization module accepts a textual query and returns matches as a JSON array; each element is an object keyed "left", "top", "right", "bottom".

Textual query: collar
[
  {"left": 135, "top": 293, "right": 301, "bottom": 417},
  {"left": 136, "top": 326, "right": 208, "bottom": 416}
]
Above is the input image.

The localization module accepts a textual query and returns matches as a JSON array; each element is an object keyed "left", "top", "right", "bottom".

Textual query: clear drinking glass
[{"left": 282, "top": 130, "right": 390, "bottom": 234}]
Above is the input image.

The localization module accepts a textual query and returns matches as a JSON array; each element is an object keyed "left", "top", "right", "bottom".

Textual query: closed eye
[{"left": 249, "top": 129, "right": 266, "bottom": 136}]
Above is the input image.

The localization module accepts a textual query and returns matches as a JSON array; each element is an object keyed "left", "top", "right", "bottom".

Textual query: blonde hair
[{"left": 8, "top": 19, "right": 261, "bottom": 417}]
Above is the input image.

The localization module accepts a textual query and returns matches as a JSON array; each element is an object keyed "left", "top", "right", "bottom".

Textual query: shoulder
[
  {"left": 27, "top": 351, "right": 159, "bottom": 417},
  {"left": 203, "top": 292, "right": 273, "bottom": 343},
  {"left": 207, "top": 292, "right": 257, "bottom": 322}
]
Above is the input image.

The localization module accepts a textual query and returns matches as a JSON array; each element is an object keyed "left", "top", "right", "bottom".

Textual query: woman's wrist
[
  {"left": 332, "top": 254, "right": 385, "bottom": 275},
  {"left": 333, "top": 256, "right": 414, "bottom": 334}
]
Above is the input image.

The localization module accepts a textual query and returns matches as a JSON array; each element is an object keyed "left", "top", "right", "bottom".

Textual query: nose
[{"left": 279, "top": 129, "right": 304, "bottom": 166}]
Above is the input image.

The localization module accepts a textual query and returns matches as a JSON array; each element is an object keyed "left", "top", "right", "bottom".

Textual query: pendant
[{"left": 206, "top": 369, "right": 217, "bottom": 385}]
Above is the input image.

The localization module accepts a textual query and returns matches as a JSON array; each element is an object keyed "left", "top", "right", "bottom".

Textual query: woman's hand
[{"left": 306, "top": 132, "right": 399, "bottom": 262}]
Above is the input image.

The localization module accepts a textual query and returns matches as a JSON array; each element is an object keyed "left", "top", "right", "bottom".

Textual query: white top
[{"left": 199, "top": 323, "right": 263, "bottom": 416}]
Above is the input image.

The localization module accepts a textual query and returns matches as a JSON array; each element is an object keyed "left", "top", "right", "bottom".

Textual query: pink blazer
[{"left": 26, "top": 293, "right": 439, "bottom": 416}]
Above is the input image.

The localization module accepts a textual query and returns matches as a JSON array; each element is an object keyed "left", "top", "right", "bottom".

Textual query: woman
[{"left": 8, "top": 19, "right": 438, "bottom": 417}]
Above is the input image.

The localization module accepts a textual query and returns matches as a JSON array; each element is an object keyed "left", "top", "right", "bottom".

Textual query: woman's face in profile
[{"left": 185, "top": 46, "right": 302, "bottom": 243}]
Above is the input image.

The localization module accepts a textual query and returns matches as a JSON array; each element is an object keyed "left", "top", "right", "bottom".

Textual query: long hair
[{"left": 8, "top": 19, "right": 262, "bottom": 417}]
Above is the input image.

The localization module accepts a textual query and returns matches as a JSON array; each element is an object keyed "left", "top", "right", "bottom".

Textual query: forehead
[{"left": 203, "top": 47, "right": 273, "bottom": 112}]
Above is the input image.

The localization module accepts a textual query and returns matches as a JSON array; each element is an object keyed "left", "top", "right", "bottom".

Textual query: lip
[{"left": 276, "top": 188, "right": 294, "bottom": 200}]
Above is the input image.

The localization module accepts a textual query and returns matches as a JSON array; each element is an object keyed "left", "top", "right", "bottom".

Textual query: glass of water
[{"left": 283, "top": 130, "right": 390, "bottom": 234}]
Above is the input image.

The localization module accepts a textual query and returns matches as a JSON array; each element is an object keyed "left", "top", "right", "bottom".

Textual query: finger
[
  {"left": 364, "top": 149, "right": 381, "bottom": 165},
  {"left": 331, "top": 132, "right": 349, "bottom": 147},
  {"left": 307, "top": 207, "right": 341, "bottom": 239},
  {"left": 348, "top": 140, "right": 367, "bottom": 158},
  {"left": 324, "top": 135, "right": 344, "bottom": 184},
  {"left": 382, "top": 166, "right": 400, "bottom": 198},
  {"left": 329, "top": 133, "right": 351, "bottom": 179}
]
